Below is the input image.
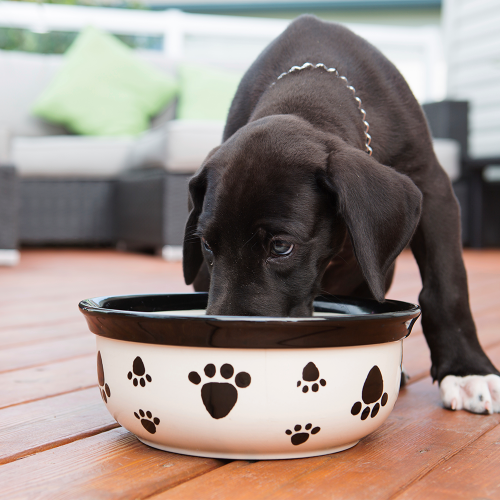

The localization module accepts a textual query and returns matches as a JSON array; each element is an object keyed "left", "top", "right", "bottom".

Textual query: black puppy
[{"left": 183, "top": 15, "right": 500, "bottom": 414}]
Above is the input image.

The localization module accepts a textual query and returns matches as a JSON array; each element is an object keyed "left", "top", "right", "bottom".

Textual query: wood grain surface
[
  {"left": 0, "top": 248, "right": 499, "bottom": 499},
  {"left": 0, "top": 388, "right": 117, "bottom": 465}
]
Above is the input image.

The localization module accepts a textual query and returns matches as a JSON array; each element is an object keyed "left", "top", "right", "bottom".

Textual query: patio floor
[{"left": 1, "top": 248, "right": 499, "bottom": 499}]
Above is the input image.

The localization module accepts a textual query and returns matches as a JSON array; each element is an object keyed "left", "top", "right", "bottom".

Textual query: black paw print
[
  {"left": 128, "top": 356, "right": 152, "bottom": 387},
  {"left": 285, "top": 423, "right": 321, "bottom": 445},
  {"left": 97, "top": 351, "right": 111, "bottom": 403},
  {"left": 297, "top": 362, "right": 326, "bottom": 393},
  {"left": 351, "top": 365, "right": 388, "bottom": 420},
  {"left": 188, "top": 363, "right": 251, "bottom": 419},
  {"left": 134, "top": 409, "right": 160, "bottom": 434}
]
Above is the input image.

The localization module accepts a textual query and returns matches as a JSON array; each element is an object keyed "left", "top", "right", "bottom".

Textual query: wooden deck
[{"left": 1, "top": 248, "right": 499, "bottom": 499}]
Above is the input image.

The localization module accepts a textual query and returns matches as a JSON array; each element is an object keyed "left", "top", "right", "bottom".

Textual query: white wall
[{"left": 443, "top": 0, "right": 500, "bottom": 158}]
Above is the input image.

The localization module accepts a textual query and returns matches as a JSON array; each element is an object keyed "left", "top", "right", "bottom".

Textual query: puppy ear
[
  {"left": 321, "top": 143, "right": 422, "bottom": 301},
  {"left": 182, "top": 146, "right": 222, "bottom": 285},
  {"left": 182, "top": 169, "right": 207, "bottom": 285}
]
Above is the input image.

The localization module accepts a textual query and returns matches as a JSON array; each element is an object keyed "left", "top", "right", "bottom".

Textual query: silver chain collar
[{"left": 271, "top": 62, "right": 372, "bottom": 156}]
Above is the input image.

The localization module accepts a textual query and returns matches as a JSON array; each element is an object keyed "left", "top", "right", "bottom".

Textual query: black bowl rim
[{"left": 79, "top": 293, "right": 420, "bottom": 349}]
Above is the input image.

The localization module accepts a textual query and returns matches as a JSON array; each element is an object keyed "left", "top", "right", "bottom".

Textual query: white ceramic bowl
[{"left": 79, "top": 293, "right": 420, "bottom": 460}]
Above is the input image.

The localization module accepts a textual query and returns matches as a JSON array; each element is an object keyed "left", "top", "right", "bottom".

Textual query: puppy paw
[{"left": 440, "top": 374, "right": 500, "bottom": 414}]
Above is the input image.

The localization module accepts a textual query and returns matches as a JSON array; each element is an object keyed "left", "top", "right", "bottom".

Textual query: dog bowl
[{"left": 79, "top": 293, "right": 420, "bottom": 460}]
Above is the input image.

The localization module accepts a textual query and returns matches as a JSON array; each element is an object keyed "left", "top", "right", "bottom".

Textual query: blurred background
[{"left": 0, "top": 0, "right": 499, "bottom": 267}]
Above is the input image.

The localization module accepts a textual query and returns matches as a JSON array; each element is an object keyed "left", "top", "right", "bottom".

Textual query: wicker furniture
[
  {"left": 0, "top": 164, "right": 19, "bottom": 265},
  {"left": 116, "top": 169, "right": 190, "bottom": 256},
  {"left": 423, "top": 100, "right": 500, "bottom": 248},
  {"left": 0, "top": 48, "right": 224, "bottom": 255},
  {"left": 20, "top": 178, "right": 116, "bottom": 246},
  {"left": 115, "top": 120, "right": 224, "bottom": 256}
]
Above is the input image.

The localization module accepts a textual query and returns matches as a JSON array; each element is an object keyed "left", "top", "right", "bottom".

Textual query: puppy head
[{"left": 183, "top": 115, "right": 422, "bottom": 316}]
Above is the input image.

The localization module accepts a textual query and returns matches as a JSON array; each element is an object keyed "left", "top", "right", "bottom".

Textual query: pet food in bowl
[{"left": 79, "top": 292, "right": 420, "bottom": 460}]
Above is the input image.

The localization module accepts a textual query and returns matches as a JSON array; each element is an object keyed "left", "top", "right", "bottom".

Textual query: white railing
[
  {"left": 0, "top": 1, "right": 288, "bottom": 59},
  {"left": 0, "top": 1, "right": 446, "bottom": 102}
]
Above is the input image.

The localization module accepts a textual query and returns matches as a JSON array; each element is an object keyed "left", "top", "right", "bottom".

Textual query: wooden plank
[
  {"left": 403, "top": 320, "right": 500, "bottom": 385},
  {"left": 150, "top": 346, "right": 500, "bottom": 500},
  {"left": 391, "top": 247, "right": 500, "bottom": 384},
  {"left": 0, "top": 248, "right": 497, "bottom": 500},
  {"left": 0, "top": 387, "right": 117, "bottom": 465},
  {"left": 0, "top": 307, "right": 82, "bottom": 332},
  {"left": 0, "top": 320, "right": 90, "bottom": 349},
  {"left": 0, "top": 355, "right": 96, "bottom": 409},
  {"left": 407, "top": 327, "right": 500, "bottom": 388},
  {"left": 4, "top": 247, "right": 495, "bottom": 344},
  {"left": 401, "top": 254, "right": 500, "bottom": 382},
  {"left": 151, "top": 382, "right": 499, "bottom": 500},
  {"left": 394, "top": 344, "right": 500, "bottom": 499},
  {"left": 0, "top": 427, "right": 226, "bottom": 500},
  {"left": 1, "top": 249, "right": 495, "bottom": 331},
  {"left": 0, "top": 250, "right": 190, "bottom": 335},
  {"left": 0, "top": 249, "right": 189, "bottom": 300},
  {"left": 0, "top": 335, "right": 95, "bottom": 373},
  {"left": 389, "top": 251, "right": 500, "bottom": 334},
  {"left": 402, "top": 334, "right": 431, "bottom": 383},
  {"left": 394, "top": 422, "right": 500, "bottom": 500}
]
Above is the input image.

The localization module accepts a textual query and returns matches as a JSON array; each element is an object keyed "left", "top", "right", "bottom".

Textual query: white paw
[{"left": 440, "top": 374, "right": 500, "bottom": 414}]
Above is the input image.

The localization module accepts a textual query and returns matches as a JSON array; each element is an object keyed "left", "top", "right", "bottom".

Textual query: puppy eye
[
  {"left": 271, "top": 240, "right": 294, "bottom": 256},
  {"left": 202, "top": 238, "right": 212, "bottom": 252}
]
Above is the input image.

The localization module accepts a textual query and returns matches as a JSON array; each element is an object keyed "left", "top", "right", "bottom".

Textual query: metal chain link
[{"left": 271, "top": 62, "right": 373, "bottom": 156}]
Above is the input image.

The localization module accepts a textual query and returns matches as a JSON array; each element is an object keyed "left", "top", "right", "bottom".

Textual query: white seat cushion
[
  {"left": 165, "top": 120, "right": 224, "bottom": 173},
  {"left": 433, "top": 138, "right": 461, "bottom": 182},
  {"left": 126, "top": 120, "right": 224, "bottom": 174},
  {"left": 12, "top": 135, "right": 136, "bottom": 178}
]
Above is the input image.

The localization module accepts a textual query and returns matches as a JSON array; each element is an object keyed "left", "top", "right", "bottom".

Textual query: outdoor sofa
[
  {"left": 0, "top": 44, "right": 227, "bottom": 259},
  {"left": 0, "top": 43, "right": 481, "bottom": 262}
]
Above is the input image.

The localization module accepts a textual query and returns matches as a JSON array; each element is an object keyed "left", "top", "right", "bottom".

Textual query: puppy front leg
[{"left": 410, "top": 167, "right": 500, "bottom": 413}]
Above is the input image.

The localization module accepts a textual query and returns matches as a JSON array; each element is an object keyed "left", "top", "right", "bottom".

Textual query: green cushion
[
  {"left": 177, "top": 63, "right": 242, "bottom": 121},
  {"left": 32, "top": 27, "right": 179, "bottom": 136}
]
